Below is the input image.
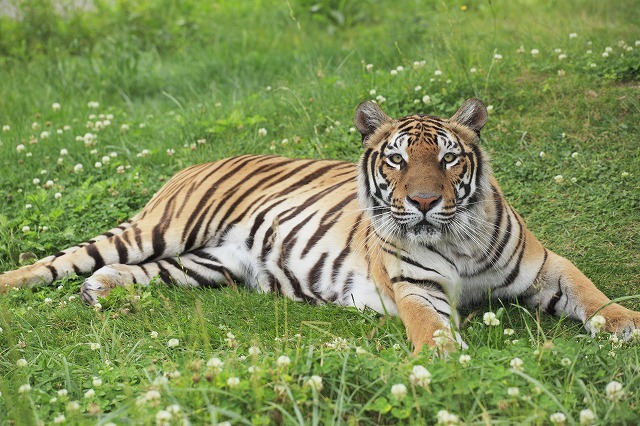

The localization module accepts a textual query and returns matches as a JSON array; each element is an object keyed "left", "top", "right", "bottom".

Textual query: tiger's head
[{"left": 354, "top": 98, "right": 491, "bottom": 246}]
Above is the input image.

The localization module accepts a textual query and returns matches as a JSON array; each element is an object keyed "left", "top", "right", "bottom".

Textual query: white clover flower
[
  {"left": 84, "top": 388, "right": 95, "bottom": 398},
  {"left": 561, "top": 358, "right": 572, "bottom": 366},
  {"left": 369, "top": 89, "right": 376, "bottom": 96},
  {"left": 54, "top": 192, "right": 62, "bottom": 199},
  {"left": 436, "top": 409, "right": 460, "bottom": 425},
  {"left": 589, "top": 315, "right": 606, "bottom": 334},
  {"left": 390, "top": 383, "right": 407, "bottom": 401},
  {"left": 550, "top": 412, "right": 567, "bottom": 425},
  {"left": 156, "top": 409, "right": 172, "bottom": 424},
  {"left": 92, "top": 377, "right": 103, "bottom": 387},
  {"left": 18, "top": 384, "right": 31, "bottom": 393},
  {"left": 16, "top": 358, "right": 28, "bottom": 368},
  {"left": 510, "top": 357, "right": 524, "bottom": 371},
  {"left": 16, "top": 144, "right": 25, "bottom": 152},
  {"left": 365, "top": 63, "right": 373, "bottom": 71},
  {"left": 531, "top": 49, "right": 540, "bottom": 56},
  {"left": 206, "top": 357, "right": 224, "bottom": 372},
  {"left": 40, "top": 131, "right": 50, "bottom": 139},
  {"left": 25, "top": 203, "right": 32, "bottom": 209},
  {"left": 422, "top": 95, "right": 431, "bottom": 104},
  {"left": 116, "top": 165, "right": 125, "bottom": 174},
  {"left": 604, "top": 46, "right": 613, "bottom": 52},
  {"left": 166, "top": 404, "right": 181, "bottom": 414},
  {"left": 88, "top": 101, "right": 100, "bottom": 109},
  {"left": 558, "top": 69, "right": 566, "bottom": 76},
  {"left": 569, "top": 33, "right": 578, "bottom": 39},
  {"left": 33, "top": 178, "right": 41, "bottom": 185},
  {"left": 167, "top": 338, "right": 179, "bottom": 348},
  {"left": 74, "top": 163, "right": 84, "bottom": 173},
  {"left": 248, "top": 345, "right": 261, "bottom": 356},
  {"left": 32, "top": 122, "right": 39, "bottom": 130},
  {"left": 605, "top": 380, "right": 625, "bottom": 401},
  {"left": 557, "top": 53, "right": 567, "bottom": 60},
  {"left": 483, "top": 311, "right": 500, "bottom": 326},
  {"left": 90, "top": 342, "right": 101, "bottom": 350},
  {"left": 503, "top": 328, "right": 515, "bottom": 336},
  {"left": 57, "top": 389, "right": 69, "bottom": 397},
  {"left": 2, "top": 124, "right": 9, "bottom": 132},
  {"left": 507, "top": 387, "right": 519, "bottom": 397},
  {"left": 539, "top": 151, "right": 546, "bottom": 158},
  {"left": 516, "top": 45, "right": 525, "bottom": 54},
  {"left": 414, "top": 85, "right": 422, "bottom": 92},
  {"left": 375, "top": 95, "right": 386, "bottom": 104},
  {"left": 225, "top": 331, "right": 238, "bottom": 348},
  {"left": 396, "top": 65, "right": 404, "bottom": 72},
  {"left": 150, "top": 330, "right": 159, "bottom": 338},
  {"left": 226, "top": 377, "right": 240, "bottom": 387},
  {"left": 590, "top": 63, "right": 597, "bottom": 68},
  {"left": 22, "top": 226, "right": 31, "bottom": 233},
  {"left": 44, "top": 180, "right": 54, "bottom": 189},
  {"left": 258, "top": 128, "right": 267, "bottom": 137},
  {"left": 434, "top": 69, "right": 442, "bottom": 76},
  {"left": 389, "top": 69, "right": 398, "bottom": 76},
  {"left": 166, "top": 148, "right": 175, "bottom": 157},
  {"left": 53, "top": 414, "right": 66, "bottom": 424},
  {"left": 306, "top": 375, "right": 323, "bottom": 391},
  {"left": 621, "top": 171, "right": 630, "bottom": 177},
  {"left": 409, "top": 365, "right": 431, "bottom": 388},
  {"left": 580, "top": 408, "right": 596, "bottom": 425},
  {"left": 494, "top": 53, "right": 503, "bottom": 60},
  {"left": 67, "top": 401, "right": 80, "bottom": 411},
  {"left": 486, "top": 105, "right": 494, "bottom": 112},
  {"left": 101, "top": 156, "right": 110, "bottom": 164},
  {"left": 94, "top": 161, "right": 102, "bottom": 169},
  {"left": 93, "top": 302, "right": 102, "bottom": 311},
  {"left": 602, "top": 52, "right": 609, "bottom": 58},
  {"left": 554, "top": 175, "right": 564, "bottom": 184},
  {"left": 458, "top": 354, "right": 471, "bottom": 366},
  {"left": 145, "top": 390, "right": 161, "bottom": 403},
  {"left": 44, "top": 297, "right": 53, "bottom": 304},
  {"left": 276, "top": 355, "right": 291, "bottom": 368},
  {"left": 432, "top": 329, "right": 449, "bottom": 350},
  {"left": 469, "top": 67, "right": 477, "bottom": 73}
]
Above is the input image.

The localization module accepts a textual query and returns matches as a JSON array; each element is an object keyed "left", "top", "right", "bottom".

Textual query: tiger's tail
[{"left": 0, "top": 217, "right": 153, "bottom": 291}]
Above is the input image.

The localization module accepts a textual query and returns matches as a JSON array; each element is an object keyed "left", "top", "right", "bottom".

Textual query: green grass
[{"left": 1, "top": 0, "right": 639, "bottom": 424}]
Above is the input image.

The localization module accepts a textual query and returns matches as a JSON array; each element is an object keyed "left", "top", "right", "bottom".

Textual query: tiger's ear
[
  {"left": 450, "top": 98, "right": 488, "bottom": 134},
  {"left": 354, "top": 100, "right": 392, "bottom": 141}
]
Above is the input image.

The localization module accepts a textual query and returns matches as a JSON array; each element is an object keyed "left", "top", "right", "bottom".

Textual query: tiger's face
[{"left": 355, "top": 99, "right": 490, "bottom": 245}]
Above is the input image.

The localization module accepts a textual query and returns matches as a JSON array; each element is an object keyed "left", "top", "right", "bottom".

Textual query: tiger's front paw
[
  {"left": 80, "top": 266, "right": 119, "bottom": 304},
  {"left": 585, "top": 306, "right": 640, "bottom": 340},
  {"left": 412, "top": 327, "right": 468, "bottom": 357}
]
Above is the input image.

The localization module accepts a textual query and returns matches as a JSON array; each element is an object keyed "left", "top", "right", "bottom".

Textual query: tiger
[{"left": 1, "top": 98, "right": 639, "bottom": 354}]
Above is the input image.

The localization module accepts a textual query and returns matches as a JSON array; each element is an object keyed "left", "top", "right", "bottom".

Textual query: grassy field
[{"left": 1, "top": 0, "right": 639, "bottom": 424}]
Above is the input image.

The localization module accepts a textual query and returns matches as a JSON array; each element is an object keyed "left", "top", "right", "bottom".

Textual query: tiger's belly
[{"left": 207, "top": 223, "right": 399, "bottom": 315}]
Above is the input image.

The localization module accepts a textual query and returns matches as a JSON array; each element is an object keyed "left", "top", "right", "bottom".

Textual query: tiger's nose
[{"left": 407, "top": 193, "right": 440, "bottom": 213}]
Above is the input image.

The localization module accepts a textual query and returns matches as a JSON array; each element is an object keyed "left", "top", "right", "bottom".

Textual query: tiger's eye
[
  {"left": 388, "top": 153, "right": 404, "bottom": 165},
  {"left": 442, "top": 152, "right": 457, "bottom": 163}
]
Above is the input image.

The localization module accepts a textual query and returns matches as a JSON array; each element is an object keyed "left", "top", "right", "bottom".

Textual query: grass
[{"left": 0, "top": 0, "right": 639, "bottom": 424}]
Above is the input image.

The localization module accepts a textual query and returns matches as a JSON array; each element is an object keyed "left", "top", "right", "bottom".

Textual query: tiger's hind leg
[{"left": 80, "top": 251, "right": 237, "bottom": 303}]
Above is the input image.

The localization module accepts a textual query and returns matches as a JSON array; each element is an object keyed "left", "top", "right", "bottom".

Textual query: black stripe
[
  {"left": 546, "top": 277, "right": 563, "bottom": 315},
  {"left": 46, "top": 265, "right": 58, "bottom": 280},
  {"left": 402, "top": 292, "right": 450, "bottom": 319},
  {"left": 85, "top": 244, "right": 105, "bottom": 270},
  {"left": 114, "top": 237, "right": 128, "bottom": 264},
  {"left": 380, "top": 246, "right": 444, "bottom": 276},
  {"left": 301, "top": 194, "right": 357, "bottom": 258}
]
